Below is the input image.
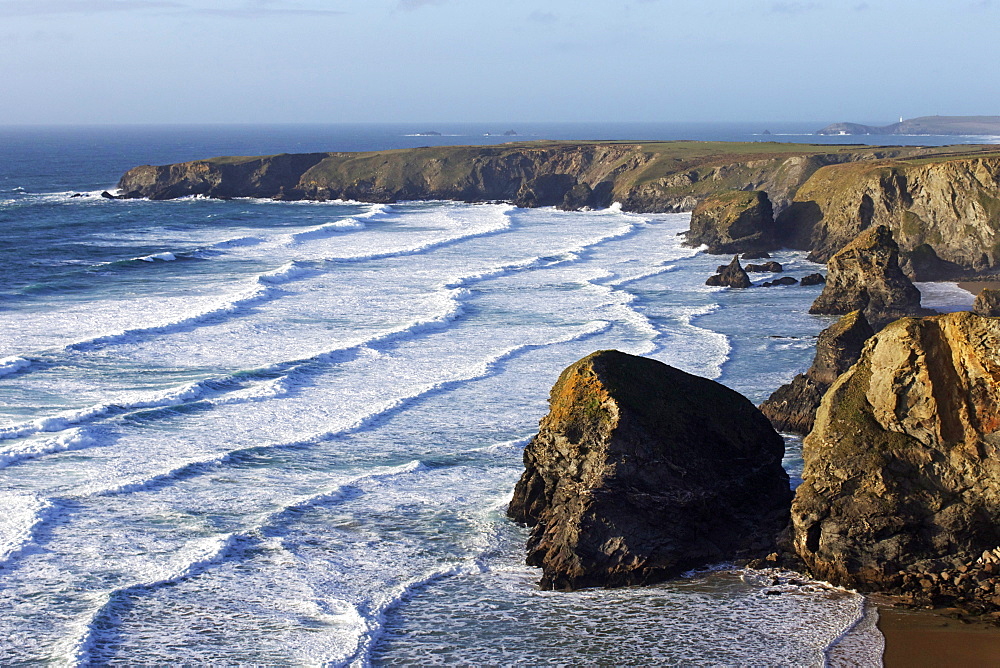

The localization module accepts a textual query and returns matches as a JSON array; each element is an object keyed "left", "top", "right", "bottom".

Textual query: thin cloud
[
  {"left": 528, "top": 11, "right": 557, "bottom": 24},
  {"left": 769, "top": 2, "right": 820, "bottom": 14},
  {"left": 397, "top": 0, "right": 445, "bottom": 10},
  {"left": 0, "top": 0, "right": 184, "bottom": 16},
  {"left": 0, "top": 0, "right": 344, "bottom": 18}
]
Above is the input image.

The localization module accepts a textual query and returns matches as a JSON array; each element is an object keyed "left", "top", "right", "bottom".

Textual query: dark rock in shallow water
[
  {"left": 809, "top": 225, "right": 931, "bottom": 328},
  {"left": 759, "top": 310, "right": 874, "bottom": 434},
  {"left": 706, "top": 256, "right": 752, "bottom": 288},
  {"left": 742, "top": 251, "right": 772, "bottom": 259},
  {"left": 746, "top": 261, "right": 783, "bottom": 273},
  {"left": 800, "top": 273, "right": 826, "bottom": 286},
  {"left": 687, "top": 190, "right": 777, "bottom": 254},
  {"left": 973, "top": 288, "right": 1000, "bottom": 317},
  {"left": 100, "top": 191, "right": 117, "bottom": 199},
  {"left": 792, "top": 312, "right": 1000, "bottom": 607},
  {"left": 559, "top": 182, "right": 593, "bottom": 211},
  {"left": 761, "top": 276, "right": 798, "bottom": 287},
  {"left": 508, "top": 350, "right": 791, "bottom": 590},
  {"left": 900, "top": 243, "right": 966, "bottom": 281}
]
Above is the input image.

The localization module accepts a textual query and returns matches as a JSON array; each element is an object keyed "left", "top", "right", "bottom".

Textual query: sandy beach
[
  {"left": 879, "top": 606, "right": 1000, "bottom": 667},
  {"left": 958, "top": 281, "right": 1000, "bottom": 297}
]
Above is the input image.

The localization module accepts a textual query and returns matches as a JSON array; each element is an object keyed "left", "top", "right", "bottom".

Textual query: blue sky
[{"left": 1, "top": 0, "right": 997, "bottom": 124}]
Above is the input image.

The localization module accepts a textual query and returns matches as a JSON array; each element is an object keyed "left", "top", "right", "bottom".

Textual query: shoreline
[
  {"left": 958, "top": 280, "right": 1000, "bottom": 296},
  {"left": 878, "top": 606, "right": 1000, "bottom": 667}
]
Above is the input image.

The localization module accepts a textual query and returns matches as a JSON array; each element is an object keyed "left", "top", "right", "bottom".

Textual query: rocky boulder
[
  {"left": 687, "top": 190, "right": 777, "bottom": 254},
  {"left": 508, "top": 350, "right": 791, "bottom": 590},
  {"left": 746, "top": 261, "right": 783, "bottom": 273},
  {"left": 791, "top": 312, "right": 1000, "bottom": 602},
  {"left": 761, "top": 277, "right": 798, "bottom": 287},
  {"left": 759, "top": 310, "right": 874, "bottom": 434},
  {"left": 800, "top": 273, "right": 826, "bottom": 286},
  {"left": 809, "top": 225, "right": 930, "bottom": 328},
  {"left": 973, "top": 288, "right": 1000, "bottom": 317},
  {"left": 706, "top": 256, "right": 752, "bottom": 288}
]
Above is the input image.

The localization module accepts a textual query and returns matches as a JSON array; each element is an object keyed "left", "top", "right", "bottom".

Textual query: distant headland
[{"left": 816, "top": 115, "right": 1000, "bottom": 136}]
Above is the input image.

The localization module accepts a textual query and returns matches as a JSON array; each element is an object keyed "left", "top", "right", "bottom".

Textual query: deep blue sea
[{"left": 0, "top": 123, "right": 982, "bottom": 666}]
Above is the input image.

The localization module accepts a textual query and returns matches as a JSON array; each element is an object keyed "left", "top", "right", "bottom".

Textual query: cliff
[
  {"left": 118, "top": 141, "right": 1000, "bottom": 276},
  {"left": 116, "top": 141, "right": 941, "bottom": 214},
  {"left": 777, "top": 153, "right": 1000, "bottom": 274},
  {"left": 508, "top": 350, "right": 790, "bottom": 590},
  {"left": 759, "top": 310, "right": 874, "bottom": 435},
  {"left": 791, "top": 312, "right": 1000, "bottom": 609}
]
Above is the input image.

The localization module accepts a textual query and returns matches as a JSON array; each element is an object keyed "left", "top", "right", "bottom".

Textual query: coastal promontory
[
  {"left": 507, "top": 350, "right": 791, "bottom": 590},
  {"left": 792, "top": 312, "right": 1000, "bottom": 608},
  {"left": 117, "top": 140, "right": 1000, "bottom": 280}
]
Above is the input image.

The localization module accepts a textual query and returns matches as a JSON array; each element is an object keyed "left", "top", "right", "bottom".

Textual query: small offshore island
[{"left": 117, "top": 139, "right": 1000, "bottom": 654}]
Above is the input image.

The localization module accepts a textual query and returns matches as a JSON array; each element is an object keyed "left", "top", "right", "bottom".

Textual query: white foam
[
  {"left": 0, "top": 356, "right": 31, "bottom": 377},
  {"left": 0, "top": 492, "right": 52, "bottom": 564},
  {"left": 137, "top": 252, "right": 176, "bottom": 262},
  {"left": 915, "top": 281, "right": 976, "bottom": 313},
  {"left": 0, "top": 427, "right": 97, "bottom": 468},
  {"left": 63, "top": 533, "right": 238, "bottom": 666}
]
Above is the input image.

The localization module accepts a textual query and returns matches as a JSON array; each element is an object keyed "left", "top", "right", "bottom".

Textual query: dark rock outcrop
[
  {"left": 508, "top": 350, "right": 791, "bottom": 590},
  {"left": 800, "top": 273, "right": 826, "bottom": 286},
  {"left": 743, "top": 251, "right": 772, "bottom": 259},
  {"left": 792, "top": 312, "right": 1000, "bottom": 607},
  {"left": 706, "top": 256, "right": 752, "bottom": 288},
  {"left": 900, "top": 244, "right": 966, "bottom": 281},
  {"left": 759, "top": 311, "right": 874, "bottom": 434},
  {"left": 809, "top": 225, "right": 931, "bottom": 328},
  {"left": 746, "top": 261, "right": 783, "bottom": 273},
  {"left": 761, "top": 276, "right": 798, "bottom": 287},
  {"left": 687, "top": 190, "right": 776, "bottom": 254},
  {"left": 973, "top": 288, "right": 1000, "bottom": 317}
]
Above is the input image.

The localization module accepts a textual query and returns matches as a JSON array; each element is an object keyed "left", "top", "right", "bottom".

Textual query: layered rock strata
[
  {"left": 973, "top": 288, "right": 1000, "bottom": 317},
  {"left": 759, "top": 310, "right": 874, "bottom": 434},
  {"left": 705, "top": 256, "right": 752, "bottom": 288},
  {"left": 809, "top": 225, "right": 931, "bottom": 328},
  {"left": 791, "top": 312, "right": 1000, "bottom": 608},
  {"left": 508, "top": 350, "right": 791, "bottom": 590},
  {"left": 686, "top": 190, "right": 776, "bottom": 254}
]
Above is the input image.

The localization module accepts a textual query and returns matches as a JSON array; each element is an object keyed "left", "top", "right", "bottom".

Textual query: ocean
[{"left": 0, "top": 123, "right": 984, "bottom": 666}]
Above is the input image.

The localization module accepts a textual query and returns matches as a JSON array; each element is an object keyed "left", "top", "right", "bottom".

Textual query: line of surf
[{"left": 88, "top": 320, "right": 611, "bottom": 500}]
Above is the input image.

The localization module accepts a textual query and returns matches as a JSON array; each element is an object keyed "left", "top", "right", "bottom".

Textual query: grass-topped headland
[{"left": 116, "top": 140, "right": 1000, "bottom": 278}]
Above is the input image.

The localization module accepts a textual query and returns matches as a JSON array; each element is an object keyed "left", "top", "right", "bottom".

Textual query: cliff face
[
  {"left": 777, "top": 156, "right": 1000, "bottom": 273},
  {"left": 687, "top": 190, "right": 776, "bottom": 254},
  {"left": 508, "top": 350, "right": 790, "bottom": 590},
  {"left": 759, "top": 310, "right": 874, "bottom": 435},
  {"left": 118, "top": 142, "right": 1000, "bottom": 277},
  {"left": 792, "top": 312, "right": 1000, "bottom": 594},
  {"left": 116, "top": 141, "right": 928, "bottom": 214},
  {"left": 809, "top": 225, "right": 931, "bottom": 328}
]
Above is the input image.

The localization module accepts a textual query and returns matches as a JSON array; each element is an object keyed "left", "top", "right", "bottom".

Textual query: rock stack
[
  {"left": 759, "top": 310, "right": 874, "bottom": 434},
  {"left": 706, "top": 256, "right": 752, "bottom": 288},
  {"left": 687, "top": 190, "right": 777, "bottom": 255},
  {"left": 508, "top": 350, "right": 791, "bottom": 590},
  {"left": 792, "top": 312, "right": 1000, "bottom": 606},
  {"left": 809, "top": 225, "right": 931, "bottom": 328}
]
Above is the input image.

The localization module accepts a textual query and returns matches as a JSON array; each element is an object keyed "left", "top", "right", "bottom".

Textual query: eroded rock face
[
  {"left": 809, "top": 225, "right": 930, "bottom": 328},
  {"left": 973, "top": 288, "right": 1000, "bottom": 317},
  {"left": 508, "top": 350, "right": 791, "bottom": 590},
  {"left": 746, "top": 261, "right": 783, "bottom": 273},
  {"left": 792, "top": 312, "right": 1000, "bottom": 598},
  {"left": 706, "top": 255, "right": 752, "bottom": 288},
  {"left": 687, "top": 190, "right": 776, "bottom": 254},
  {"left": 759, "top": 311, "right": 874, "bottom": 434}
]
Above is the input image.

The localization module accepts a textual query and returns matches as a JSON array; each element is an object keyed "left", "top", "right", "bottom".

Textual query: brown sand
[
  {"left": 879, "top": 606, "right": 1000, "bottom": 667},
  {"left": 957, "top": 281, "right": 1000, "bottom": 297}
]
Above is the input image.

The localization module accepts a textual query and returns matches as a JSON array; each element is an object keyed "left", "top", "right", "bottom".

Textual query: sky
[{"left": 1, "top": 0, "right": 998, "bottom": 124}]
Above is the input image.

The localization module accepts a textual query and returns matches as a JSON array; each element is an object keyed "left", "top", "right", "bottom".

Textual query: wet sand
[
  {"left": 958, "top": 281, "right": 1000, "bottom": 296},
  {"left": 879, "top": 607, "right": 1000, "bottom": 667}
]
